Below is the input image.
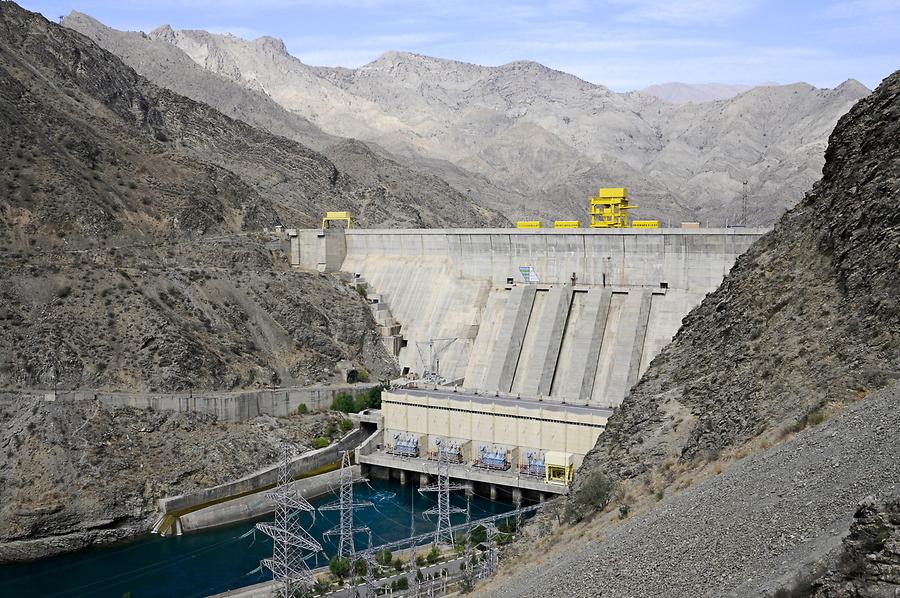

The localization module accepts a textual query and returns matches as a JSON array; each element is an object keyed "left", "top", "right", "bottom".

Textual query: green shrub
[
  {"left": 793, "top": 404, "right": 830, "bottom": 433},
  {"left": 329, "top": 556, "right": 350, "bottom": 580},
  {"left": 391, "top": 577, "right": 409, "bottom": 590},
  {"left": 332, "top": 387, "right": 383, "bottom": 414},
  {"left": 339, "top": 418, "right": 353, "bottom": 432},
  {"left": 296, "top": 403, "right": 308, "bottom": 415},
  {"left": 313, "top": 437, "right": 330, "bottom": 449},
  {"left": 352, "top": 557, "right": 367, "bottom": 577},
  {"left": 367, "top": 385, "right": 383, "bottom": 409},
  {"left": 312, "top": 578, "right": 332, "bottom": 596},
  {"left": 332, "top": 393, "right": 356, "bottom": 413},
  {"left": 426, "top": 546, "right": 441, "bottom": 564},
  {"left": 375, "top": 548, "right": 392, "bottom": 566},
  {"left": 469, "top": 525, "right": 486, "bottom": 546},
  {"left": 392, "top": 557, "right": 403, "bottom": 571},
  {"left": 575, "top": 472, "right": 615, "bottom": 511},
  {"left": 357, "top": 369, "right": 369, "bottom": 383}
]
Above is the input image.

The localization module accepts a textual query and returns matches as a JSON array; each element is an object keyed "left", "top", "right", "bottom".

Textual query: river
[{"left": 0, "top": 478, "right": 519, "bottom": 598}]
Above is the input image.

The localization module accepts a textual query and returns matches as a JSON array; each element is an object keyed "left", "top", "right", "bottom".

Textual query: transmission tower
[
  {"left": 318, "top": 451, "right": 373, "bottom": 558},
  {"left": 515, "top": 500, "right": 523, "bottom": 539},
  {"left": 363, "top": 530, "right": 376, "bottom": 597},
  {"left": 741, "top": 179, "right": 749, "bottom": 226},
  {"left": 419, "top": 438, "right": 467, "bottom": 546},
  {"left": 256, "top": 448, "right": 322, "bottom": 596},
  {"left": 408, "top": 490, "right": 421, "bottom": 597},
  {"left": 481, "top": 522, "right": 499, "bottom": 578}
]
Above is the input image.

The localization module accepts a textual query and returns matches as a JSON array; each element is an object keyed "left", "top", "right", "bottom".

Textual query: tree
[
  {"left": 426, "top": 546, "right": 441, "bottom": 564},
  {"left": 332, "top": 393, "right": 356, "bottom": 413},
  {"left": 375, "top": 548, "right": 392, "bottom": 566},
  {"left": 329, "top": 556, "right": 350, "bottom": 580},
  {"left": 352, "top": 557, "right": 367, "bottom": 577}
]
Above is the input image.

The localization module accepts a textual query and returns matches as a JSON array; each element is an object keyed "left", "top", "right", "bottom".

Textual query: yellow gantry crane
[
  {"left": 589, "top": 188, "right": 659, "bottom": 228},
  {"left": 516, "top": 187, "right": 660, "bottom": 229},
  {"left": 321, "top": 211, "right": 355, "bottom": 229},
  {"left": 590, "top": 187, "right": 633, "bottom": 228}
]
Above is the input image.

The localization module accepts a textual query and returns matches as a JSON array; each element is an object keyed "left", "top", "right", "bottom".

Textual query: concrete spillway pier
[{"left": 292, "top": 227, "right": 766, "bottom": 407}]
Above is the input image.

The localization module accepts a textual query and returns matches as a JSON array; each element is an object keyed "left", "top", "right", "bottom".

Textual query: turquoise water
[{"left": 0, "top": 479, "right": 518, "bottom": 598}]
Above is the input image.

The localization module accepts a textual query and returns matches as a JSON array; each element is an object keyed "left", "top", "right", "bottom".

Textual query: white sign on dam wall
[{"left": 291, "top": 227, "right": 768, "bottom": 408}]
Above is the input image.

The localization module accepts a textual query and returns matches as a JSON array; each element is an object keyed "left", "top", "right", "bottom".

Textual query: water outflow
[{"left": 0, "top": 479, "right": 518, "bottom": 598}]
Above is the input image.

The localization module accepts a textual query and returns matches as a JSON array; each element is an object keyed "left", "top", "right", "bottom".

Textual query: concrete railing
[
  {"left": 158, "top": 428, "right": 366, "bottom": 516},
  {"left": 0, "top": 384, "right": 376, "bottom": 422}
]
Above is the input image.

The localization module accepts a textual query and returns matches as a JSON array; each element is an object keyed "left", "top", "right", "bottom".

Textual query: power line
[
  {"left": 256, "top": 447, "right": 322, "bottom": 596},
  {"left": 318, "top": 451, "right": 374, "bottom": 558}
]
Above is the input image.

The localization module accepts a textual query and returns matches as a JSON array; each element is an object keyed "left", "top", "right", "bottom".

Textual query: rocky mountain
[
  {"left": 60, "top": 11, "right": 507, "bottom": 230},
  {"left": 0, "top": 2, "right": 417, "bottom": 391},
  {"left": 93, "top": 23, "right": 871, "bottom": 226},
  {"left": 580, "top": 68, "right": 899, "bottom": 482},
  {"left": 481, "top": 68, "right": 899, "bottom": 598},
  {"left": 639, "top": 81, "right": 761, "bottom": 104}
]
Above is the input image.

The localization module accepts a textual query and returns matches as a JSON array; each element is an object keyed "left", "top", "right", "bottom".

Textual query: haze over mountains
[{"left": 63, "top": 13, "right": 870, "bottom": 227}]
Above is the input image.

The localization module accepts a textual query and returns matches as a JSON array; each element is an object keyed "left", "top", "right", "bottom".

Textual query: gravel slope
[{"left": 481, "top": 382, "right": 900, "bottom": 598}]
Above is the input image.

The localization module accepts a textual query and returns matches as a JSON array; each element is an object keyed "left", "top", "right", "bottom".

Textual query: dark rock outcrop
[{"left": 802, "top": 496, "right": 900, "bottom": 597}]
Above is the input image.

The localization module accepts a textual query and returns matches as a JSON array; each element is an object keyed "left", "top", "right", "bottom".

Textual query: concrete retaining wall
[
  {"left": 179, "top": 466, "right": 358, "bottom": 532},
  {"left": 0, "top": 384, "right": 375, "bottom": 422},
  {"left": 158, "top": 428, "right": 365, "bottom": 516}
]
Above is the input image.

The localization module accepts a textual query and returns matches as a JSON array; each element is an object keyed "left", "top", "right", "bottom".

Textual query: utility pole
[
  {"left": 420, "top": 439, "right": 467, "bottom": 546},
  {"left": 319, "top": 451, "right": 373, "bottom": 558},
  {"left": 256, "top": 447, "right": 322, "bottom": 596}
]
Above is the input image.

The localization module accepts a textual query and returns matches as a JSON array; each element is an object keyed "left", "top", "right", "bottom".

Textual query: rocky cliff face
[
  {"left": 799, "top": 496, "right": 900, "bottom": 597},
  {"left": 111, "top": 23, "right": 870, "bottom": 226},
  {"left": 0, "top": 2, "right": 401, "bottom": 391},
  {"left": 578, "top": 69, "right": 899, "bottom": 482}
]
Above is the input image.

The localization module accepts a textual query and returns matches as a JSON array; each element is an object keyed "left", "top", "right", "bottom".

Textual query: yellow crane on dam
[
  {"left": 590, "top": 187, "right": 659, "bottom": 228},
  {"left": 517, "top": 188, "right": 660, "bottom": 229}
]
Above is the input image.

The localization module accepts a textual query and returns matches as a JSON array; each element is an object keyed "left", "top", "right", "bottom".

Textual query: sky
[{"left": 16, "top": 0, "right": 900, "bottom": 91}]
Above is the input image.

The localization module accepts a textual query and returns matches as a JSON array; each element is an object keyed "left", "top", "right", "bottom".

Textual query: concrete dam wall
[{"left": 292, "top": 228, "right": 767, "bottom": 407}]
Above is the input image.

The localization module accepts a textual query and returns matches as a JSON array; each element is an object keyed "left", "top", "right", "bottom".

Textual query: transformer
[
  {"left": 475, "top": 445, "right": 510, "bottom": 471},
  {"left": 520, "top": 451, "right": 545, "bottom": 477},
  {"left": 389, "top": 433, "right": 420, "bottom": 458}
]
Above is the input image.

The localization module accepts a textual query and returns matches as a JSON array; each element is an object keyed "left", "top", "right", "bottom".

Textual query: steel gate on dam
[{"left": 291, "top": 227, "right": 767, "bottom": 408}]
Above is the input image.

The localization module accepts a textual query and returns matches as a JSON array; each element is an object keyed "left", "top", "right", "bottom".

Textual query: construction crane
[{"left": 590, "top": 188, "right": 659, "bottom": 228}]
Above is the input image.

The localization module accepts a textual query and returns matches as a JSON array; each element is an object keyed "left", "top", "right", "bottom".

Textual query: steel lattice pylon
[
  {"left": 419, "top": 438, "right": 467, "bottom": 546},
  {"left": 318, "top": 451, "right": 373, "bottom": 558},
  {"left": 256, "top": 448, "right": 322, "bottom": 597}
]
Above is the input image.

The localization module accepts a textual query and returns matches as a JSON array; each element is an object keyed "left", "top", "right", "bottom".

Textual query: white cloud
[{"left": 608, "top": 0, "right": 759, "bottom": 24}]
